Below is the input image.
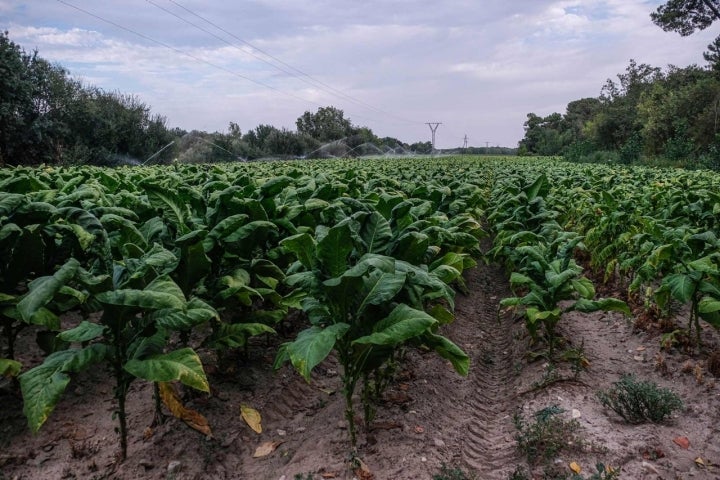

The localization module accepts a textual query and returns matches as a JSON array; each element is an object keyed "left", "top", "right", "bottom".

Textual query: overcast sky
[{"left": 2, "top": 0, "right": 716, "bottom": 148}]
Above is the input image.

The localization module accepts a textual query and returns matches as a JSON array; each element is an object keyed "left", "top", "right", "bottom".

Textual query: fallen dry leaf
[
  {"left": 695, "top": 457, "right": 706, "bottom": 467},
  {"left": 320, "top": 473, "right": 337, "bottom": 479},
  {"left": 569, "top": 461, "right": 582, "bottom": 474},
  {"left": 240, "top": 403, "right": 262, "bottom": 434},
  {"left": 673, "top": 436, "right": 690, "bottom": 449},
  {"left": 354, "top": 458, "right": 374, "bottom": 480},
  {"left": 252, "top": 441, "right": 283, "bottom": 458},
  {"left": 159, "top": 382, "right": 212, "bottom": 437},
  {"left": 414, "top": 425, "right": 424, "bottom": 434}
]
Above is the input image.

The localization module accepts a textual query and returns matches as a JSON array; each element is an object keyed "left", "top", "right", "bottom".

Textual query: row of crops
[{"left": 1, "top": 156, "right": 719, "bottom": 459}]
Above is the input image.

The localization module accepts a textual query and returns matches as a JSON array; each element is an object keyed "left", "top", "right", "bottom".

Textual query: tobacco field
[{"left": 1, "top": 156, "right": 719, "bottom": 479}]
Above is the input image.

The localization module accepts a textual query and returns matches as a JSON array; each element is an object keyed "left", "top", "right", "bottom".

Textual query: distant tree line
[
  {"left": 518, "top": 60, "right": 720, "bottom": 168},
  {"left": 519, "top": 1, "right": 720, "bottom": 169},
  {"left": 0, "top": 32, "right": 434, "bottom": 166}
]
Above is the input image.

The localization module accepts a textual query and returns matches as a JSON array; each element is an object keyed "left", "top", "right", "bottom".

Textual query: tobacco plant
[
  {"left": 18, "top": 244, "right": 215, "bottom": 461},
  {"left": 275, "top": 220, "right": 468, "bottom": 448}
]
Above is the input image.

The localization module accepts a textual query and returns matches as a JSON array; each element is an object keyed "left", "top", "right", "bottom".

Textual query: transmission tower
[
  {"left": 426, "top": 122, "right": 442, "bottom": 156},
  {"left": 463, "top": 135, "right": 468, "bottom": 150}
]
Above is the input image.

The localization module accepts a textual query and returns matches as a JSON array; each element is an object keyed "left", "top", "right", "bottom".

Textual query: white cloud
[{"left": 2, "top": 0, "right": 717, "bottom": 147}]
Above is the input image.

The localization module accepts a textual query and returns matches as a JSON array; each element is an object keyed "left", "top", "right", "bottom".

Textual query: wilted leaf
[
  {"left": 241, "top": 403, "right": 262, "bottom": 434},
  {"left": 252, "top": 440, "right": 283, "bottom": 458},
  {"left": 159, "top": 382, "right": 212, "bottom": 437}
]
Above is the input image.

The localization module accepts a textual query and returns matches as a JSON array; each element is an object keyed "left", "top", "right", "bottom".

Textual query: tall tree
[
  {"left": 651, "top": 1, "right": 720, "bottom": 69},
  {"left": 296, "top": 106, "right": 354, "bottom": 143}
]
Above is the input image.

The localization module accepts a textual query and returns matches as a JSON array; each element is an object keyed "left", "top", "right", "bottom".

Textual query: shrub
[{"left": 597, "top": 374, "right": 683, "bottom": 424}]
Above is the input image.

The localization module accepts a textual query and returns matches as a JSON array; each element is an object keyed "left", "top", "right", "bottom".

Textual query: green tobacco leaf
[
  {"left": 285, "top": 323, "right": 350, "bottom": 382},
  {"left": 96, "top": 283, "right": 185, "bottom": 310},
  {"left": 317, "top": 223, "right": 353, "bottom": 277},
  {"left": 432, "top": 265, "right": 461, "bottom": 285},
  {"left": 428, "top": 303, "right": 455, "bottom": 325},
  {"left": 207, "top": 213, "right": 249, "bottom": 241},
  {"left": 392, "top": 231, "right": 429, "bottom": 265},
  {"left": 353, "top": 304, "right": 437, "bottom": 346},
  {"left": 699, "top": 296, "right": 720, "bottom": 314},
  {"left": 145, "top": 185, "right": 189, "bottom": 234},
  {"left": 19, "top": 352, "right": 71, "bottom": 432},
  {"left": 571, "top": 278, "right": 595, "bottom": 300},
  {"left": 525, "top": 174, "right": 547, "bottom": 201},
  {"left": 356, "top": 271, "right": 406, "bottom": 315},
  {"left": 206, "top": 322, "right": 276, "bottom": 349},
  {"left": 664, "top": 273, "right": 696, "bottom": 304},
  {"left": 573, "top": 297, "right": 630, "bottom": 315},
  {"left": 421, "top": 332, "right": 469, "bottom": 376},
  {"left": 509, "top": 272, "right": 534, "bottom": 287},
  {"left": 0, "top": 358, "right": 22, "bottom": 378},
  {"left": 280, "top": 233, "right": 316, "bottom": 270},
  {"left": 153, "top": 298, "right": 218, "bottom": 331},
  {"left": 526, "top": 307, "right": 561, "bottom": 323},
  {"left": 124, "top": 348, "right": 209, "bottom": 392},
  {"left": 61, "top": 344, "right": 110, "bottom": 372},
  {"left": 17, "top": 258, "right": 80, "bottom": 323},
  {"left": 58, "top": 321, "right": 105, "bottom": 343},
  {"left": 359, "top": 211, "right": 392, "bottom": 254}
]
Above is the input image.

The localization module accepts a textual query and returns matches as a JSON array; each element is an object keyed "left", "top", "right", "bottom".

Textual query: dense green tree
[{"left": 296, "top": 106, "right": 354, "bottom": 143}]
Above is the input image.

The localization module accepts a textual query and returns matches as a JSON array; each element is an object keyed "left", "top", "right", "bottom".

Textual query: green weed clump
[
  {"left": 433, "top": 463, "right": 475, "bottom": 480},
  {"left": 597, "top": 374, "right": 683, "bottom": 424},
  {"left": 513, "top": 406, "right": 583, "bottom": 466}
]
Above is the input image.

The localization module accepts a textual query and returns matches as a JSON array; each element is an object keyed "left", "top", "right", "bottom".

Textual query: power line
[
  {"left": 157, "top": 0, "right": 419, "bottom": 124},
  {"left": 156, "top": 0, "right": 420, "bottom": 126},
  {"left": 57, "top": 0, "right": 333, "bottom": 111}
]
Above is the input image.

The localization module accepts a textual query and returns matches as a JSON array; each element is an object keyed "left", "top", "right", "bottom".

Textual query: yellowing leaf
[
  {"left": 252, "top": 440, "right": 283, "bottom": 458},
  {"left": 241, "top": 403, "right": 262, "bottom": 434},
  {"left": 569, "top": 461, "right": 581, "bottom": 474},
  {"left": 159, "top": 382, "right": 212, "bottom": 437}
]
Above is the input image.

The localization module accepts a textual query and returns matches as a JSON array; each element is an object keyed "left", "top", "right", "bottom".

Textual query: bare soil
[{"left": 2, "top": 262, "right": 720, "bottom": 480}]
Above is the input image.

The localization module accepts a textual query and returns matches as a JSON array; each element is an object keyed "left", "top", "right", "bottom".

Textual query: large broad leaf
[
  {"left": 664, "top": 273, "right": 697, "bottom": 304},
  {"left": 206, "top": 322, "right": 276, "bottom": 349},
  {"left": 124, "top": 347, "right": 209, "bottom": 392},
  {"left": 207, "top": 214, "right": 249, "bottom": 242},
  {"left": 19, "top": 352, "right": 72, "bottom": 432},
  {"left": 175, "top": 237, "right": 212, "bottom": 295},
  {"left": 359, "top": 211, "right": 392, "bottom": 254},
  {"left": 391, "top": 231, "right": 430, "bottom": 265},
  {"left": 699, "top": 296, "right": 720, "bottom": 314},
  {"left": 573, "top": 297, "right": 630, "bottom": 315},
  {"left": 356, "top": 271, "right": 406, "bottom": 315},
  {"left": 421, "top": 332, "right": 469, "bottom": 376},
  {"left": 144, "top": 184, "right": 189, "bottom": 234},
  {"left": 127, "top": 244, "right": 179, "bottom": 281},
  {"left": 317, "top": 224, "right": 353, "bottom": 277},
  {"left": 19, "top": 345, "right": 109, "bottom": 432},
  {"left": 17, "top": 258, "right": 80, "bottom": 323},
  {"left": 353, "top": 304, "right": 437, "bottom": 346},
  {"left": 571, "top": 278, "right": 595, "bottom": 300},
  {"left": 280, "top": 233, "right": 316, "bottom": 270},
  {"left": 96, "top": 275, "right": 185, "bottom": 310},
  {"left": 152, "top": 298, "right": 218, "bottom": 331},
  {"left": 283, "top": 323, "right": 350, "bottom": 382},
  {"left": 58, "top": 321, "right": 105, "bottom": 343},
  {"left": 524, "top": 174, "right": 548, "bottom": 201}
]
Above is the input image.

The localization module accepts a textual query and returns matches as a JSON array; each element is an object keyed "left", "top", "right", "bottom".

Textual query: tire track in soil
[{"left": 452, "top": 262, "right": 522, "bottom": 479}]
